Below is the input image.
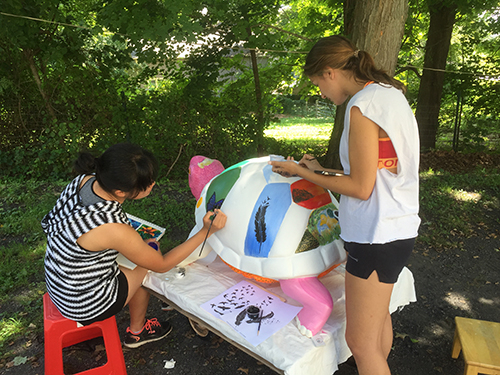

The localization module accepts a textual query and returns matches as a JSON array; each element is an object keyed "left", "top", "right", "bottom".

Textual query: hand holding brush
[{"left": 199, "top": 209, "right": 224, "bottom": 256}]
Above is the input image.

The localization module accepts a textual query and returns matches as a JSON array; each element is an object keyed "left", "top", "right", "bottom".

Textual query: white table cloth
[{"left": 143, "top": 258, "right": 416, "bottom": 375}]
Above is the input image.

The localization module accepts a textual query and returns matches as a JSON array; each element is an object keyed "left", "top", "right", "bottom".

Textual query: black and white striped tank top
[{"left": 42, "top": 175, "right": 130, "bottom": 322}]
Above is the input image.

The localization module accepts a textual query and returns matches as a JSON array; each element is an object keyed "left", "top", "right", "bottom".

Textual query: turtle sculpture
[{"left": 179, "top": 155, "right": 347, "bottom": 338}]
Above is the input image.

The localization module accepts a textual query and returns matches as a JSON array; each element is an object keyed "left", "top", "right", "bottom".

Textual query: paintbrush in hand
[{"left": 198, "top": 212, "right": 217, "bottom": 256}]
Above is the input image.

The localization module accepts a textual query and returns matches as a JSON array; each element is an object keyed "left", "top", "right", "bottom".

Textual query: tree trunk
[
  {"left": 324, "top": 103, "right": 346, "bottom": 169},
  {"left": 350, "top": 0, "right": 407, "bottom": 76},
  {"left": 250, "top": 49, "right": 265, "bottom": 156},
  {"left": 415, "top": 2, "right": 457, "bottom": 151},
  {"left": 247, "top": 28, "right": 265, "bottom": 156},
  {"left": 22, "top": 48, "right": 57, "bottom": 122},
  {"left": 324, "top": 0, "right": 408, "bottom": 169}
]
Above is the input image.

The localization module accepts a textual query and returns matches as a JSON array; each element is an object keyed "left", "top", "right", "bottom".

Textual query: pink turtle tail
[{"left": 280, "top": 277, "right": 333, "bottom": 337}]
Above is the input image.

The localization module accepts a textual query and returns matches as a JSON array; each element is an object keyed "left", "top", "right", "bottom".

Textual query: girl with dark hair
[
  {"left": 43, "top": 143, "right": 226, "bottom": 348},
  {"left": 269, "top": 36, "right": 420, "bottom": 374}
]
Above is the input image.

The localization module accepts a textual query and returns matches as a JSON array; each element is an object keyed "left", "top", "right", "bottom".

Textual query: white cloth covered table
[{"left": 143, "top": 258, "right": 416, "bottom": 375}]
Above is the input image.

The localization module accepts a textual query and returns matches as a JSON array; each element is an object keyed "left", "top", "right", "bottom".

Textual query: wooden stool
[
  {"left": 43, "top": 293, "right": 127, "bottom": 374},
  {"left": 452, "top": 316, "right": 500, "bottom": 375}
]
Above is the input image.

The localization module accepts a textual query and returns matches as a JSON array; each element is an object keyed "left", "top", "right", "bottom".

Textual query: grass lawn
[
  {"left": 264, "top": 117, "right": 334, "bottom": 160},
  {"left": 265, "top": 117, "right": 333, "bottom": 141}
]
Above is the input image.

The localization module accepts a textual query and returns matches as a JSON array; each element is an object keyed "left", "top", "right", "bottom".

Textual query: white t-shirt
[{"left": 338, "top": 83, "right": 421, "bottom": 244}]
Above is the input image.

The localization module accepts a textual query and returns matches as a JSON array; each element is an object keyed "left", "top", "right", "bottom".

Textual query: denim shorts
[{"left": 344, "top": 238, "right": 415, "bottom": 284}]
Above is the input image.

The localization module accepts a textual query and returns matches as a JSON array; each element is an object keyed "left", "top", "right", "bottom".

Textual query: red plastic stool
[{"left": 43, "top": 293, "right": 127, "bottom": 374}]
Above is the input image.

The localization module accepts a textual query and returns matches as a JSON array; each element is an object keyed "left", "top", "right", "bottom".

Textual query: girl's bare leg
[
  {"left": 381, "top": 313, "right": 393, "bottom": 359},
  {"left": 120, "top": 265, "right": 150, "bottom": 332},
  {"left": 345, "top": 271, "right": 394, "bottom": 375}
]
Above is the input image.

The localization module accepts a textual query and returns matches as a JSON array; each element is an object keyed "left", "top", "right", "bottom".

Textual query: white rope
[{"left": 1, "top": 11, "right": 499, "bottom": 79}]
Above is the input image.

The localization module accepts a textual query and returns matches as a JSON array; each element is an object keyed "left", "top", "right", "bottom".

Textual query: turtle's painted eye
[{"left": 326, "top": 209, "right": 339, "bottom": 220}]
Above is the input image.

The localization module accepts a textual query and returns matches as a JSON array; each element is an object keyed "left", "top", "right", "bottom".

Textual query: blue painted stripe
[{"left": 244, "top": 183, "right": 291, "bottom": 258}]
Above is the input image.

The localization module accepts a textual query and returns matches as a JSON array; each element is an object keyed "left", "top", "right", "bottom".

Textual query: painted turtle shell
[{"left": 187, "top": 156, "right": 346, "bottom": 280}]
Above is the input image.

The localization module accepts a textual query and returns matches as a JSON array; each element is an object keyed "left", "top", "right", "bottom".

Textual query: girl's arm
[
  {"left": 269, "top": 106, "right": 379, "bottom": 200},
  {"left": 77, "top": 210, "right": 227, "bottom": 273}
]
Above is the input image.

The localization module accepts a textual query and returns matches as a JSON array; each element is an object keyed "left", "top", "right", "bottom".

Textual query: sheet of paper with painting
[
  {"left": 201, "top": 280, "right": 302, "bottom": 346},
  {"left": 116, "top": 213, "right": 166, "bottom": 270}
]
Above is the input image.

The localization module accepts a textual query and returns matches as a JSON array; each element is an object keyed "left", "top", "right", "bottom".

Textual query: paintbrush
[
  {"left": 314, "top": 170, "right": 345, "bottom": 177},
  {"left": 198, "top": 212, "right": 217, "bottom": 256},
  {"left": 257, "top": 308, "right": 263, "bottom": 336}
]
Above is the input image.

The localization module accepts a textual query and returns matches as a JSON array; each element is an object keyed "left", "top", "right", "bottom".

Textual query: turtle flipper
[{"left": 280, "top": 277, "right": 333, "bottom": 338}]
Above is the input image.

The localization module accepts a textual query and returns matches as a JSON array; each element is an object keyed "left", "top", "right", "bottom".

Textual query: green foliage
[
  {"left": 1, "top": 0, "right": 500, "bottom": 181},
  {"left": 0, "top": 0, "right": 302, "bottom": 179},
  {"left": 0, "top": 242, "right": 46, "bottom": 298},
  {"left": 434, "top": 6, "right": 500, "bottom": 152},
  {"left": 114, "top": 77, "right": 264, "bottom": 178},
  {"left": 0, "top": 317, "right": 23, "bottom": 353},
  {"left": 0, "top": 177, "right": 47, "bottom": 352},
  {"left": 0, "top": 281, "right": 45, "bottom": 356},
  {"left": 0, "top": 179, "right": 67, "bottom": 237},
  {"left": 270, "top": 0, "right": 344, "bottom": 97},
  {"left": 399, "top": 1, "right": 500, "bottom": 151},
  {"left": 0, "top": 1, "right": 145, "bottom": 179},
  {"left": 276, "top": 95, "right": 336, "bottom": 118}
]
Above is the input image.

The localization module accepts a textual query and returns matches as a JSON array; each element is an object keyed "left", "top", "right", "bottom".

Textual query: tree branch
[
  {"left": 250, "top": 24, "right": 313, "bottom": 42},
  {"left": 395, "top": 65, "right": 422, "bottom": 78},
  {"left": 22, "top": 48, "right": 57, "bottom": 122},
  {"left": 165, "top": 143, "right": 185, "bottom": 178}
]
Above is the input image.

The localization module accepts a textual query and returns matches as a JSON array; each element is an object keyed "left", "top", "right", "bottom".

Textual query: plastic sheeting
[{"left": 143, "top": 258, "right": 416, "bottom": 375}]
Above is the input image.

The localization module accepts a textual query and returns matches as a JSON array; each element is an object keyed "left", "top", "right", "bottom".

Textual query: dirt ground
[{"left": 1, "top": 151, "right": 499, "bottom": 375}]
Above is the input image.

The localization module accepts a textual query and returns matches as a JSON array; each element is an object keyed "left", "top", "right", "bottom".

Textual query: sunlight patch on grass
[
  {"left": 478, "top": 297, "right": 498, "bottom": 305},
  {"left": 450, "top": 189, "right": 482, "bottom": 202},
  {"left": 429, "top": 322, "right": 447, "bottom": 337},
  {"left": 0, "top": 317, "right": 23, "bottom": 344},
  {"left": 274, "top": 117, "right": 334, "bottom": 127},
  {"left": 265, "top": 125, "right": 331, "bottom": 140},
  {"left": 420, "top": 168, "right": 444, "bottom": 179},
  {"left": 444, "top": 292, "right": 472, "bottom": 312},
  {"left": 265, "top": 117, "right": 333, "bottom": 141}
]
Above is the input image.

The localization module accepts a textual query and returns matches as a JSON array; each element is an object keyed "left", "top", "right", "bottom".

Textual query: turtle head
[{"left": 188, "top": 156, "right": 225, "bottom": 200}]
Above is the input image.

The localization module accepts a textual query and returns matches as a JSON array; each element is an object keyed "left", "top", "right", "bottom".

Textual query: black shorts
[
  {"left": 344, "top": 238, "right": 415, "bottom": 284},
  {"left": 78, "top": 271, "right": 129, "bottom": 326}
]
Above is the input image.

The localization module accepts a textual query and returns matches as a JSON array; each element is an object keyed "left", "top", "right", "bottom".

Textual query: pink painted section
[
  {"left": 280, "top": 277, "right": 333, "bottom": 336},
  {"left": 188, "top": 156, "right": 225, "bottom": 199}
]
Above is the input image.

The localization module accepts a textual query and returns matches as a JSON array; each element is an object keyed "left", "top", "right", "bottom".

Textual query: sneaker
[{"left": 123, "top": 318, "right": 172, "bottom": 348}]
